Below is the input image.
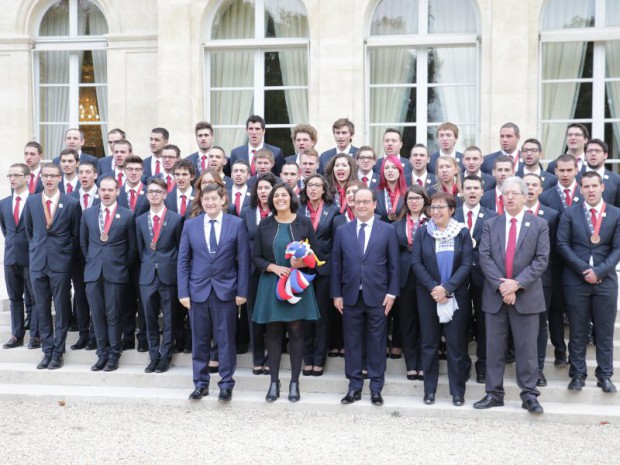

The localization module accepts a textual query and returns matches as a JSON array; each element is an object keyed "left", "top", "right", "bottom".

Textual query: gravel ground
[{"left": 0, "top": 401, "right": 617, "bottom": 464}]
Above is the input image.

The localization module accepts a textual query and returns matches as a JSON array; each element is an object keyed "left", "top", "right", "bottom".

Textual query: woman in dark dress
[
  {"left": 393, "top": 185, "right": 429, "bottom": 380},
  {"left": 252, "top": 183, "right": 322, "bottom": 402},
  {"left": 325, "top": 153, "right": 357, "bottom": 214},
  {"left": 298, "top": 174, "right": 339, "bottom": 376}
]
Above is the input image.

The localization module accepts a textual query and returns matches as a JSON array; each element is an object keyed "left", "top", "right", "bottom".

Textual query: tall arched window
[
  {"left": 540, "top": 0, "right": 620, "bottom": 158},
  {"left": 366, "top": 0, "right": 479, "bottom": 154},
  {"left": 35, "top": 0, "right": 108, "bottom": 157},
  {"left": 203, "top": 0, "right": 309, "bottom": 155}
]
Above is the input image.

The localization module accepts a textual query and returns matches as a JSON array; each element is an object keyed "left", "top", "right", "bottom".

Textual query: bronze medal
[
  {"left": 591, "top": 233, "right": 600, "bottom": 244},
  {"left": 388, "top": 212, "right": 396, "bottom": 221},
  {"left": 150, "top": 241, "right": 157, "bottom": 251},
  {"left": 100, "top": 233, "right": 109, "bottom": 242}
]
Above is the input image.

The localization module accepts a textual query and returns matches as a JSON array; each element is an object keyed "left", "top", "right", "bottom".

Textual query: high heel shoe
[
  {"left": 266, "top": 380, "right": 280, "bottom": 402},
  {"left": 288, "top": 382, "right": 300, "bottom": 402}
]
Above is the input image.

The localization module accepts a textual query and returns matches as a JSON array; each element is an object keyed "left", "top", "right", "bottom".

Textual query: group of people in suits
[{"left": 2, "top": 118, "right": 619, "bottom": 410}]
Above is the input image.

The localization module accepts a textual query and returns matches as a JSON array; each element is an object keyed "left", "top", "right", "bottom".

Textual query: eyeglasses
[
  {"left": 306, "top": 183, "right": 323, "bottom": 189},
  {"left": 354, "top": 200, "right": 373, "bottom": 206},
  {"left": 41, "top": 174, "right": 60, "bottom": 179},
  {"left": 521, "top": 148, "right": 540, "bottom": 154},
  {"left": 147, "top": 190, "right": 165, "bottom": 195},
  {"left": 429, "top": 205, "right": 449, "bottom": 211},
  {"left": 6, "top": 174, "right": 25, "bottom": 178},
  {"left": 125, "top": 167, "right": 143, "bottom": 172},
  {"left": 357, "top": 156, "right": 375, "bottom": 161},
  {"left": 567, "top": 132, "right": 585, "bottom": 138},
  {"left": 502, "top": 191, "right": 523, "bottom": 198}
]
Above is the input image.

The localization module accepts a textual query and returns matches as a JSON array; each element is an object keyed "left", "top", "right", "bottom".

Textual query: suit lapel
[
  {"left": 496, "top": 215, "right": 507, "bottom": 260},
  {"left": 215, "top": 214, "right": 230, "bottom": 258},
  {"left": 515, "top": 214, "right": 532, "bottom": 254},
  {"left": 196, "top": 215, "right": 211, "bottom": 261}
]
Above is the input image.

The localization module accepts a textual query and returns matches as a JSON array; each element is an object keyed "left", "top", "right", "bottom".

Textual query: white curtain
[
  {"left": 88, "top": 8, "right": 109, "bottom": 151},
  {"left": 39, "top": 8, "right": 69, "bottom": 156},
  {"left": 429, "top": 1, "right": 477, "bottom": 149},
  {"left": 369, "top": 1, "right": 418, "bottom": 149},
  {"left": 209, "top": 0, "right": 255, "bottom": 152},
  {"left": 605, "top": 2, "right": 620, "bottom": 153},
  {"left": 541, "top": 0, "right": 591, "bottom": 157}
]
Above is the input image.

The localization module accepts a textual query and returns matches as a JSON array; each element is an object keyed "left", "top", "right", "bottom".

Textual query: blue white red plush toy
[{"left": 276, "top": 240, "right": 324, "bottom": 304}]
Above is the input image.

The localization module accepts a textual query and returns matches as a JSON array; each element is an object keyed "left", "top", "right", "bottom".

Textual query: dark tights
[{"left": 266, "top": 320, "right": 303, "bottom": 383}]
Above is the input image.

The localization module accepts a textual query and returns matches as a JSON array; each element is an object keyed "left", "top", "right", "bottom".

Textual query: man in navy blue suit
[
  {"left": 58, "top": 149, "right": 80, "bottom": 194},
  {"left": 354, "top": 146, "right": 379, "bottom": 190},
  {"left": 142, "top": 128, "right": 169, "bottom": 179},
  {"left": 428, "top": 122, "right": 464, "bottom": 174},
  {"left": 319, "top": 118, "right": 358, "bottom": 174},
  {"left": 136, "top": 178, "right": 183, "bottom": 374},
  {"left": 24, "top": 141, "right": 44, "bottom": 195},
  {"left": 228, "top": 115, "right": 284, "bottom": 177},
  {"left": 98, "top": 128, "right": 126, "bottom": 175},
  {"left": 0, "top": 163, "right": 39, "bottom": 349},
  {"left": 185, "top": 121, "right": 214, "bottom": 174},
  {"left": 331, "top": 187, "right": 400, "bottom": 406},
  {"left": 461, "top": 146, "right": 496, "bottom": 192},
  {"left": 558, "top": 171, "right": 620, "bottom": 393},
  {"left": 164, "top": 159, "right": 195, "bottom": 218},
  {"left": 580, "top": 138, "right": 620, "bottom": 207},
  {"left": 52, "top": 128, "right": 98, "bottom": 166},
  {"left": 227, "top": 160, "right": 252, "bottom": 216},
  {"left": 374, "top": 128, "right": 413, "bottom": 177},
  {"left": 284, "top": 124, "right": 317, "bottom": 169},
  {"left": 409, "top": 144, "right": 436, "bottom": 191},
  {"left": 80, "top": 176, "right": 137, "bottom": 372},
  {"left": 516, "top": 139, "right": 558, "bottom": 191},
  {"left": 299, "top": 149, "right": 319, "bottom": 185},
  {"left": 178, "top": 183, "right": 250, "bottom": 402},
  {"left": 24, "top": 163, "right": 81, "bottom": 369},
  {"left": 546, "top": 123, "right": 589, "bottom": 174},
  {"left": 481, "top": 122, "right": 522, "bottom": 174}
]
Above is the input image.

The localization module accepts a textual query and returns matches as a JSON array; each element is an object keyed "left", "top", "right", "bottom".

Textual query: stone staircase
[{"left": 0, "top": 303, "right": 618, "bottom": 424}]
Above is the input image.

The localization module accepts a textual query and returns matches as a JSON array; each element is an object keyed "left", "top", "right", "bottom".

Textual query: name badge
[
  {"left": 539, "top": 210, "right": 545, "bottom": 215},
  {"left": 115, "top": 214, "right": 121, "bottom": 218},
  {"left": 478, "top": 213, "right": 484, "bottom": 218},
  {"left": 58, "top": 204, "right": 64, "bottom": 208},
  {"left": 525, "top": 222, "right": 531, "bottom": 227},
  {"left": 603, "top": 212, "right": 607, "bottom": 218},
  {"left": 574, "top": 196, "right": 580, "bottom": 202}
]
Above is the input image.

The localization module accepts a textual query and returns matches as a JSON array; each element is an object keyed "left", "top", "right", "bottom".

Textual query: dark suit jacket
[
  {"left": 480, "top": 189, "right": 501, "bottom": 213},
  {"left": 375, "top": 189, "right": 405, "bottom": 223},
  {"left": 80, "top": 205, "right": 137, "bottom": 284},
  {"left": 59, "top": 179, "right": 81, "bottom": 194},
  {"left": 240, "top": 206, "right": 263, "bottom": 274},
  {"left": 298, "top": 203, "right": 340, "bottom": 276},
  {"left": 481, "top": 150, "right": 521, "bottom": 174},
  {"left": 178, "top": 213, "right": 250, "bottom": 302},
  {"left": 411, "top": 224, "right": 473, "bottom": 312},
  {"left": 0, "top": 195, "right": 29, "bottom": 266},
  {"left": 228, "top": 143, "right": 285, "bottom": 177},
  {"left": 185, "top": 151, "right": 206, "bottom": 174},
  {"left": 577, "top": 169, "right": 620, "bottom": 207},
  {"left": 539, "top": 185, "right": 582, "bottom": 216},
  {"left": 118, "top": 186, "right": 150, "bottom": 217},
  {"left": 97, "top": 156, "right": 114, "bottom": 176},
  {"left": 480, "top": 172, "right": 497, "bottom": 191},
  {"left": 557, "top": 202, "right": 620, "bottom": 287},
  {"left": 319, "top": 147, "right": 359, "bottom": 174},
  {"left": 227, "top": 187, "right": 252, "bottom": 216},
  {"left": 393, "top": 218, "right": 421, "bottom": 288},
  {"left": 529, "top": 204, "right": 559, "bottom": 286},
  {"left": 163, "top": 187, "right": 194, "bottom": 219},
  {"left": 24, "top": 193, "right": 81, "bottom": 273},
  {"left": 135, "top": 209, "right": 183, "bottom": 286},
  {"left": 407, "top": 173, "right": 437, "bottom": 191},
  {"left": 142, "top": 155, "right": 161, "bottom": 179},
  {"left": 454, "top": 206, "right": 497, "bottom": 288},
  {"left": 331, "top": 218, "right": 399, "bottom": 307},
  {"left": 478, "top": 213, "right": 549, "bottom": 314},
  {"left": 68, "top": 189, "right": 101, "bottom": 210},
  {"left": 52, "top": 151, "right": 98, "bottom": 166},
  {"left": 429, "top": 151, "right": 464, "bottom": 174},
  {"left": 516, "top": 167, "right": 558, "bottom": 191}
]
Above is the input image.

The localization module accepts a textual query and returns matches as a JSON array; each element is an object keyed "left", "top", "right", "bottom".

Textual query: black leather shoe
[
  {"left": 597, "top": 378, "right": 617, "bottom": 393},
  {"left": 3, "top": 336, "right": 24, "bottom": 349},
  {"left": 341, "top": 389, "right": 361, "bottom": 404},
  {"left": 302, "top": 367, "right": 313, "bottom": 376},
  {"left": 537, "top": 370, "right": 548, "bottom": 387},
  {"left": 252, "top": 367, "right": 264, "bottom": 375},
  {"left": 155, "top": 359, "right": 170, "bottom": 373},
  {"left": 568, "top": 374, "right": 585, "bottom": 391},
  {"left": 453, "top": 395, "right": 465, "bottom": 407},
  {"left": 84, "top": 339, "right": 97, "bottom": 351},
  {"left": 37, "top": 354, "right": 52, "bottom": 369},
  {"left": 121, "top": 339, "right": 135, "bottom": 351},
  {"left": 70, "top": 337, "right": 88, "bottom": 350},
  {"left": 218, "top": 388, "right": 233, "bottom": 402},
  {"left": 554, "top": 354, "right": 568, "bottom": 366},
  {"left": 423, "top": 393, "right": 435, "bottom": 405},
  {"left": 522, "top": 398, "right": 544, "bottom": 414},
  {"left": 91, "top": 358, "right": 108, "bottom": 371},
  {"left": 189, "top": 386, "right": 208, "bottom": 400},
  {"left": 476, "top": 371, "right": 486, "bottom": 384},
  {"left": 473, "top": 395, "right": 504, "bottom": 409},
  {"left": 266, "top": 381, "right": 281, "bottom": 402},
  {"left": 144, "top": 360, "right": 158, "bottom": 373},
  {"left": 208, "top": 365, "right": 219, "bottom": 374},
  {"left": 137, "top": 340, "right": 148, "bottom": 353},
  {"left": 28, "top": 338, "right": 41, "bottom": 349},
  {"left": 370, "top": 391, "right": 384, "bottom": 406},
  {"left": 103, "top": 360, "right": 119, "bottom": 372},
  {"left": 288, "top": 382, "right": 300, "bottom": 402},
  {"left": 48, "top": 356, "right": 64, "bottom": 370}
]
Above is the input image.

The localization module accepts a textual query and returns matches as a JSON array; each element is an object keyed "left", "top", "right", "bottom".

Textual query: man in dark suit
[
  {"left": 0, "top": 163, "right": 39, "bottom": 349},
  {"left": 474, "top": 176, "right": 549, "bottom": 414},
  {"left": 280, "top": 162, "right": 302, "bottom": 196},
  {"left": 284, "top": 124, "right": 317, "bottom": 168},
  {"left": 580, "top": 138, "right": 620, "bottom": 207},
  {"left": 462, "top": 146, "right": 496, "bottom": 192},
  {"left": 178, "top": 183, "right": 250, "bottom": 402},
  {"left": 24, "top": 163, "right": 81, "bottom": 369},
  {"left": 98, "top": 128, "right": 126, "bottom": 175},
  {"left": 300, "top": 149, "right": 320, "bottom": 184},
  {"left": 52, "top": 128, "right": 98, "bottom": 166},
  {"left": 557, "top": 171, "right": 620, "bottom": 393},
  {"left": 546, "top": 123, "right": 589, "bottom": 174},
  {"left": 142, "top": 128, "right": 169, "bottom": 179},
  {"left": 58, "top": 149, "right": 81, "bottom": 194},
  {"left": 454, "top": 174, "right": 497, "bottom": 383},
  {"left": 355, "top": 146, "right": 380, "bottom": 190},
  {"left": 100, "top": 139, "right": 134, "bottom": 189},
  {"left": 408, "top": 144, "right": 437, "bottom": 191},
  {"left": 164, "top": 159, "right": 195, "bottom": 218},
  {"left": 481, "top": 122, "right": 522, "bottom": 174},
  {"left": 185, "top": 121, "right": 214, "bottom": 174},
  {"left": 480, "top": 156, "right": 515, "bottom": 214},
  {"left": 136, "top": 178, "right": 183, "bottom": 374},
  {"left": 23, "top": 141, "right": 44, "bottom": 195},
  {"left": 516, "top": 138, "right": 558, "bottom": 191},
  {"left": 319, "top": 118, "right": 358, "bottom": 174},
  {"left": 80, "top": 176, "right": 137, "bottom": 372},
  {"left": 428, "top": 122, "right": 464, "bottom": 174},
  {"left": 373, "top": 128, "right": 413, "bottom": 178},
  {"left": 331, "top": 187, "right": 400, "bottom": 406},
  {"left": 227, "top": 160, "right": 252, "bottom": 216},
  {"left": 205, "top": 146, "right": 233, "bottom": 188},
  {"left": 228, "top": 115, "right": 284, "bottom": 177}
]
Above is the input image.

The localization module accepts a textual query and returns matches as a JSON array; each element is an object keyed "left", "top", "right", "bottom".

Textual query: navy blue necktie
[
  {"left": 209, "top": 219, "right": 218, "bottom": 255},
  {"left": 358, "top": 223, "right": 366, "bottom": 255}
]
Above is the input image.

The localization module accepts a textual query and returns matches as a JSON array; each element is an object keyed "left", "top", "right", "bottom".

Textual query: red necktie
[
  {"left": 155, "top": 159, "right": 161, "bottom": 175},
  {"left": 506, "top": 218, "right": 517, "bottom": 279},
  {"left": 117, "top": 172, "right": 124, "bottom": 187},
  {"left": 105, "top": 208, "right": 111, "bottom": 226},
  {"left": 564, "top": 189, "right": 572, "bottom": 206},
  {"left": 29, "top": 174, "right": 36, "bottom": 194},
  {"left": 362, "top": 176, "right": 368, "bottom": 185},
  {"left": 417, "top": 179, "right": 423, "bottom": 187},
  {"left": 45, "top": 199, "right": 52, "bottom": 218},
  {"left": 467, "top": 210, "right": 472, "bottom": 230},
  {"left": 152, "top": 215, "right": 161, "bottom": 238},
  {"left": 83, "top": 193, "right": 89, "bottom": 209},
  {"left": 130, "top": 189, "right": 137, "bottom": 211},
  {"left": 166, "top": 175, "right": 173, "bottom": 193},
  {"left": 66, "top": 183, "right": 73, "bottom": 193},
  {"left": 13, "top": 196, "right": 21, "bottom": 225},
  {"left": 235, "top": 192, "right": 241, "bottom": 215},
  {"left": 180, "top": 195, "right": 187, "bottom": 217},
  {"left": 201, "top": 155, "right": 207, "bottom": 172},
  {"left": 250, "top": 150, "right": 257, "bottom": 176},
  {"left": 590, "top": 208, "right": 597, "bottom": 228},
  {"left": 497, "top": 195, "right": 504, "bottom": 215},
  {"left": 526, "top": 210, "right": 533, "bottom": 215}
]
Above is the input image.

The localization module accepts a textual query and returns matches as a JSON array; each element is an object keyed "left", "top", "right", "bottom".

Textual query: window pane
[
  {"left": 606, "top": 41, "right": 620, "bottom": 78},
  {"left": 210, "top": 51, "right": 254, "bottom": 87},
  {"left": 41, "top": 124, "right": 70, "bottom": 157},
  {"left": 39, "top": 0, "right": 69, "bottom": 36},
  {"left": 265, "top": 127, "right": 294, "bottom": 157},
  {"left": 78, "top": 86, "right": 101, "bottom": 123},
  {"left": 607, "top": 0, "right": 620, "bottom": 26},
  {"left": 370, "top": 0, "right": 419, "bottom": 35},
  {"left": 541, "top": 82, "right": 592, "bottom": 119},
  {"left": 427, "top": 85, "right": 476, "bottom": 123},
  {"left": 40, "top": 87, "right": 70, "bottom": 123},
  {"left": 265, "top": 89, "right": 307, "bottom": 124},
  {"left": 80, "top": 123, "right": 105, "bottom": 157},
  {"left": 369, "top": 48, "right": 416, "bottom": 84},
  {"left": 541, "top": 0, "right": 594, "bottom": 29},
  {"left": 604, "top": 122, "right": 619, "bottom": 161},
  {"left": 210, "top": 90, "right": 253, "bottom": 125},
  {"left": 79, "top": 1, "right": 108, "bottom": 35},
  {"left": 370, "top": 87, "right": 416, "bottom": 124},
  {"left": 265, "top": 50, "right": 307, "bottom": 87},
  {"left": 541, "top": 42, "right": 591, "bottom": 80},
  {"left": 429, "top": 47, "right": 476, "bottom": 84},
  {"left": 212, "top": 0, "right": 255, "bottom": 39},
  {"left": 39, "top": 51, "right": 70, "bottom": 84},
  {"left": 265, "top": 0, "right": 308, "bottom": 38},
  {"left": 428, "top": 0, "right": 477, "bottom": 34}
]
